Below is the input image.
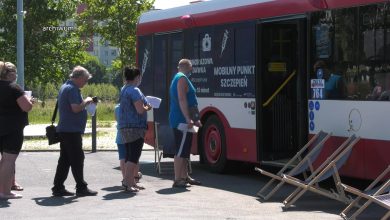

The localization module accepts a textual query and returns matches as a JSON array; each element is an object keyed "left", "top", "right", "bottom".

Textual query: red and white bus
[{"left": 137, "top": 0, "right": 390, "bottom": 180}]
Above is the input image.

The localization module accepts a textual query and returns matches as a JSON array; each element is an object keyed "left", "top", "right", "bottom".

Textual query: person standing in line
[
  {"left": 118, "top": 67, "right": 151, "bottom": 192},
  {"left": 114, "top": 104, "right": 143, "bottom": 187},
  {"left": 0, "top": 61, "right": 34, "bottom": 199},
  {"left": 114, "top": 104, "right": 126, "bottom": 185},
  {"left": 51, "top": 66, "right": 97, "bottom": 197},
  {"left": 169, "top": 59, "right": 202, "bottom": 188}
]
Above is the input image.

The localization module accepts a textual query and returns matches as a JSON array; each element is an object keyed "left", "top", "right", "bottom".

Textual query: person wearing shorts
[
  {"left": 169, "top": 59, "right": 202, "bottom": 188},
  {"left": 115, "top": 104, "right": 143, "bottom": 186},
  {"left": 118, "top": 67, "right": 151, "bottom": 192},
  {"left": 0, "top": 61, "right": 34, "bottom": 199}
]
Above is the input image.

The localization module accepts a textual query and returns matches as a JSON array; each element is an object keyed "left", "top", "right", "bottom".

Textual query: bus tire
[{"left": 201, "top": 115, "right": 227, "bottom": 173}]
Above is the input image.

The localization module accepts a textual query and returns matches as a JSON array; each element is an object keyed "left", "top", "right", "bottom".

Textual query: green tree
[
  {"left": 0, "top": 0, "right": 88, "bottom": 87},
  {"left": 77, "top": 0, "right": 154, "bottom": 71},
  {"left": 82, "top": 52, "right": 109, "bottom": 83}
]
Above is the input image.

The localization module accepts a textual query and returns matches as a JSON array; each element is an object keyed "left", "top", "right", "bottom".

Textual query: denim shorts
[{"left": 117, "top": 143, "right": 126, "bottom": 160}]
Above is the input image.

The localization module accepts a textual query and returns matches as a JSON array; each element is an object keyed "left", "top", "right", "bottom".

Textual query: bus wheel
[{"left": 201, "top": 115, "right": 227, "bottom": 173}]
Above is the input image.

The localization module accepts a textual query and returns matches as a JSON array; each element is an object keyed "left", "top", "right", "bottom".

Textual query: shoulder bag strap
[{"left": 51, "top": 100, "right": 58, "bottom": 125}]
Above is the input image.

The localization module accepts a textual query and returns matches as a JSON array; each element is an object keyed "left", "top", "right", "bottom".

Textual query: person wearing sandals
[
  {"left": 114, "top": 104, "right": 143, "bottom": 186},
  {"left": 118, "top": 67, "right": 151, "bottom": 192},
  {"left": 0, "top": 61, "right": 34, "bottom": 199},
  {"left": 169, "top": 59, "right": 202, "bottom": 188}
]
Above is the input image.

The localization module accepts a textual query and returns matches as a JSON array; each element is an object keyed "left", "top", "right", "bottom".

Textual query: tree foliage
[
  {"left": 0, "top": 0, "right": 88, "bottom": 87},
  {"left": 77, "top": 0, "right": 154, "bottom": 70}
]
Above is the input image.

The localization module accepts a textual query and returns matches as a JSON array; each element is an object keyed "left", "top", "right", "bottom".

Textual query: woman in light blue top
[
  {"left": 115, "top": 104, "right": 142, "bottom": 187},
  {"left": 118, "top": 67, "right": 151, "bottom": 192}
]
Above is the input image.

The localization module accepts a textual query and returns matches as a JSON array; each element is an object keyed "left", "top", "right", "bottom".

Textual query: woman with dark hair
[
  {"left": 0, "top": 61, "right": 34, "bottom": 199},
  {"left": 118, "top": 67, "right": 151, "bottom": 192}
]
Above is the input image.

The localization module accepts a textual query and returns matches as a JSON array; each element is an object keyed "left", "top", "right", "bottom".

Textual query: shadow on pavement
[
  {"left": 102, "top": 191, "right": 136, "bottom": 200},
  {"left": 101, "top": 186, "right": 123, "bottom": 192},
  {"left": 280, "top": 194, "right": 345, "bottom": 215},
  {"left": 284, "top": 200, "right": 386, "bottom": 219},
  {"left": 140, "top": 161, "right": 267, "bottom": 197},
  {"left": 155, "top": 187, "right": 190, "bottom": 195},
  {"left": 0, "top": 200, "right": 11, "bottom": 208},
  {"left": 101, "top": 185, "right": 138, "bottom": 200},
  {"left": 32, "top": 196, "right": 78, "bottom": 206}
]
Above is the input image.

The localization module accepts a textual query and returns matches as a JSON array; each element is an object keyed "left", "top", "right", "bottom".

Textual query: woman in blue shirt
[{"left": 118, "top": 67, "right": 151, "bottom": 192}]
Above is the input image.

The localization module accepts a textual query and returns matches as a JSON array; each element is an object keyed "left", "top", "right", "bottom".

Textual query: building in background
[{"left": 64, "top": 4, "right": 120, "bottom": 68}]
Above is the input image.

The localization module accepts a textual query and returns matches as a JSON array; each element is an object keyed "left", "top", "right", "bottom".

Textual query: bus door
[
  {"left": 152, "top": 32, "right": 183, "bottom": 152},
  {"left": 258, "top": 18, "right": 308, "bottom": 163}
]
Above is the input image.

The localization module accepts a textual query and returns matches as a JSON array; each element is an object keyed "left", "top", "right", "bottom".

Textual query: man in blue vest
[{"left": 169, "top": 59, "right": 202, "bottom": 188}]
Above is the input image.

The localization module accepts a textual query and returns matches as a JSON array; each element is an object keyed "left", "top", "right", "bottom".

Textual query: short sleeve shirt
[
  {"left": 0, "top": 81, "right": 28, "bottom": 134},
  {"left": 118, "top": 85, "right": 147, "bottom": 129},
  {"left": 56, "top": 80, "right": 87, "bottom": 133}
]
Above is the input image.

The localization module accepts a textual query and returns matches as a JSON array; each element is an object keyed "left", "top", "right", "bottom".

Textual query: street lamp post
[{"left": 17, "top": 0, "right": 25, "bottom": 89}]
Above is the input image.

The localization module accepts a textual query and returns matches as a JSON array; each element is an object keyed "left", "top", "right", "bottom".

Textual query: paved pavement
[
  {"left": 0, "top": 151, "right": 384, "bottom": 220},
  {"left": 24, "top": 124, "right": 92, "bottom": 138}
]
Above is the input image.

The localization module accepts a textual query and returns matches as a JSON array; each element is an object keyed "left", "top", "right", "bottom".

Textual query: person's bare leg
[
  {"left": 0, "top": 153, "right": 21, "bottom": 197},
  {"left": 124, "top": 161, "right": 138, "bottom": 192},
  {"left": 134, "top": 164, "right": 142, "bottom": 183},
  {"left": 134, "top": 164, "right": 140, "bottom": 177},
  {"left": 181, "top": 158, "right": 188, "bottom": 180},
  {"left": 11, "top": 174, "right": 23, "bottom": 190},
  {"left": 174, "top": 156, "right": 181, "bottom": 181},
  {"left": 133, "top": 163, "right": 144, "bottom": 190},
  {"left": 119, "top": 159, "right": 125, "bottom": 180},
  {"left": 184, "top": 158, "right": 200, "bottom": 185}
]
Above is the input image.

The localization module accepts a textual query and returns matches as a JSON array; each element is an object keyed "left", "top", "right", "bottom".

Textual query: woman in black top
[{"left": 0, "top": 61, "right": 34, "bottom": 199}]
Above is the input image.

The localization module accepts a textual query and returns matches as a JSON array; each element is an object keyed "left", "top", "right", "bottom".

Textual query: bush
[
  {"left": 28, "top": 82, "right": 119, "bottom": 102},
  {"left": 29, "top": 99, "right": 116, "bottom": 125},
  {"left": 82, "top": 83, "right": 119, "bottom": 102},
  {"left": 28, "top": 83, "right": 119, "bottom": 125},
  {"left": 28, "top": 82, "right": 60, "bottom": 102}
]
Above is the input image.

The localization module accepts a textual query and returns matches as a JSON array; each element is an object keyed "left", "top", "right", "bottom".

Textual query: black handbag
[{"left": 46, "top": 101, "right": 60, "bottom": 145}]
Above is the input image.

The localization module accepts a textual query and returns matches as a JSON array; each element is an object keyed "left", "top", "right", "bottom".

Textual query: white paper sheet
[
  {"left": 86, "top": 103, "right": 97, "bottom": 116},
  {"left": 145, "top": 96, "right": 162, "bottom": 109},
  {"left": 177, "top": 123, "right": 199, "bottom": 133}
]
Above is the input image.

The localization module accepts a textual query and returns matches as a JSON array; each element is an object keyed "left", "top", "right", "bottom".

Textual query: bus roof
[{"left": 137, "top": 0, "right": 386, "bottom": 35}]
